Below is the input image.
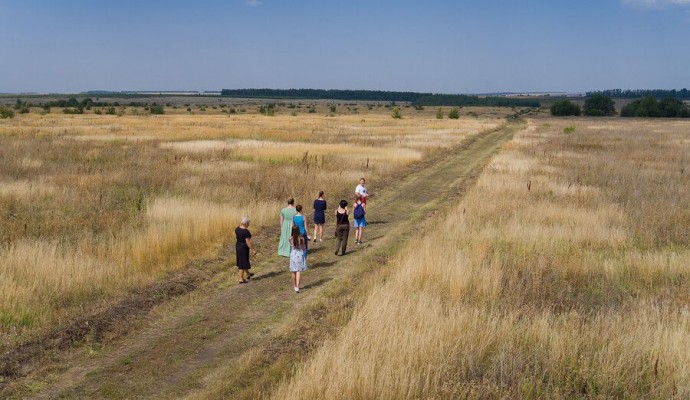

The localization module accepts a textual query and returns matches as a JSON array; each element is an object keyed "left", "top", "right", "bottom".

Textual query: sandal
[{"left": 238, "top": 280, "right": 248, "bottom": 284}]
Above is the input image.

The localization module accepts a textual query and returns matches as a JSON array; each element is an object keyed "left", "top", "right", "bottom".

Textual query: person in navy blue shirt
[{"left": 312, "top": 191, "right": 327, "bottom": 242}]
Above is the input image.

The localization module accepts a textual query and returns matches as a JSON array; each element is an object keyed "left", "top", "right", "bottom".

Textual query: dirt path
[{"left": 6, "top": 120, "right": 522, "bottom": 399}]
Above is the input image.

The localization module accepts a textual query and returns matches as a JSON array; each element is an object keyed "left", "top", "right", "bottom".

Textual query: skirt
[
  {"left": 236, "top": 243, "right": 251, "bottom": 269},
  {"left": 289, "top": 248, "right": 307, "bottom": 272},
  {"left": 354, "top": 217, "right": 367, "bottom": 228}
]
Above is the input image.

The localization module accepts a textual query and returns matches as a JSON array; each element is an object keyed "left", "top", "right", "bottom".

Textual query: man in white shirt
[{"left": 355, "top": 177, "right": 368, "bottom": 204}]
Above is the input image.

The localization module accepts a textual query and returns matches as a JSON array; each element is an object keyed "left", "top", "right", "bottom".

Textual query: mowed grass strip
[{"left": 273, "top": 118, "right": 690, "bottom": 399}]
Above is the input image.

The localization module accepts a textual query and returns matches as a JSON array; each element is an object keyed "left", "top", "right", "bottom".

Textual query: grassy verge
[{"left": 272, "top": 118, "right": 690, "bottom": 399}]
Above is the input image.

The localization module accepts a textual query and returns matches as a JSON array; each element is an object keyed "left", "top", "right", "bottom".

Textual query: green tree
[
  {"left": 659, "top": 98, "right": 690, "bottom": 118},
  {"left": 583, "top": 94, "right": 616, "bottom": 117},
  {"left": 621, "top": 97, "right": 659, "bottom": 117},
  {"left": 0, "top": 106, "right": 15, "bottom": 119},
  {"left": 436, "top": 108, "right": 443, "bottom": 119},
  {"left": 448, "top": 108, "right": 460, "bottom": 119},
  {"left": 550, "top": 100, "right": 581, "bottom": 116}
]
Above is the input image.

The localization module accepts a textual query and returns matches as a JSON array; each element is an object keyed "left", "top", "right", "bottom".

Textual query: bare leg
[
  {"left": 291, "top": 272, "right": 297, "bottom": 288},
  {"left": 295, "top": 271, "right": 301, "bottom": 290},
  {"left": 313, "top": 224, "right": 318, "bottom": 242}
]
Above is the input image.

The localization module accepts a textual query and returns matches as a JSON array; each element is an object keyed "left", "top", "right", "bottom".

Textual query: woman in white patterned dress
[{"left": 289, "top": 225, "right": 307, "bottom": 293}]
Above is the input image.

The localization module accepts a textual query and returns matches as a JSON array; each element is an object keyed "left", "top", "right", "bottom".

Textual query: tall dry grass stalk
[
  {"left": 273, "top": 119, "right": 690, "bottom": 399},
  {"left": 0, "top": 197, "right": 277, "bottom": 329}
]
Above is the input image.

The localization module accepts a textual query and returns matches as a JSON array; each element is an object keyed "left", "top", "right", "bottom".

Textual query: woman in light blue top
[{"left": 293, "top": 204, "right": 309, "bottom": 258}]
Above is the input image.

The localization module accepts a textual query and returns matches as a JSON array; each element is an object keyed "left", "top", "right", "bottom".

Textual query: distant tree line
[
  {"left": 40, "top": 97, "right": 163, "bottom": 114},
  {"left": 43, "top": 97, "right": 149, "bottom": 109},
  {"left": 413, "top": 94, "right": 540, "bottom": 108},
  {"left": 221, "top": 89, "right": 426, "bottom": 102},
  {"left": 621, "top": 97, "right": 690, "bottom": 118},
  {"left": 586, "top": 88, "right": 690, "bottom": 99},
  {"left": 220, "top": 89, "right": 541, "bottom": 107},
  {"left": 552, "top": 94, "right": 689, "bottom": 118}
]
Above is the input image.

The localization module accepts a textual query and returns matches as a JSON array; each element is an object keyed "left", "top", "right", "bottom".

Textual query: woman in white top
[{"left": 354, "top": 177, "right": 368, "bottom": 205}]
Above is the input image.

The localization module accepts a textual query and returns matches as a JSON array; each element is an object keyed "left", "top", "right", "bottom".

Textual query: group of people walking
[{"left": 234, "top": 178, "right": 369, "bottom": 293}]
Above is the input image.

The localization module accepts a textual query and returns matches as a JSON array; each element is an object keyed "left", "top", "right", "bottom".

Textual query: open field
[
  {"left": 2, "top": 107, "right": 688, "bottom": 398},
  {"left": 0, "top": 108, "right": 502, "bottom": 348},
  {"left": 274, "top": 118, "right": 690, "bottom": 399}
]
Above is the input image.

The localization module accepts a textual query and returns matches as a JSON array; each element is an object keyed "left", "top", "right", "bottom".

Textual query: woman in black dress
[
  {"left": 236, "top": 216, "right": 257, "bottom": 284},
  {"left": 312, "top": 190, "right": 327, "bottom": 242}
]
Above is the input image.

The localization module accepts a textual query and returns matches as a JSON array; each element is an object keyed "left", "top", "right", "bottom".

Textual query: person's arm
[
  {"left": 245, "top": 237, "right": 257, "bottom": 255},
  {"left": 280, "top": 213, "right": 284, "bottom": 225}
]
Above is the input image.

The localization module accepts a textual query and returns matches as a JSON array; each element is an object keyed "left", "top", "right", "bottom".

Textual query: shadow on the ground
[
  {"left": 309, "top": 260, "right": 337, "bottom": 269},
  {"left": 302, "top": 277, "right": 332, "bottom": 291},
  {"left": 251, "top": 270, "right": 284, "bottom": 281},
  {"left": 305, "top": 245, "right": 328, "bottom": 255}
]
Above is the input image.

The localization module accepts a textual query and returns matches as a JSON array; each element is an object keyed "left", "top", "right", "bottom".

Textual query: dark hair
[
  {"left": 360, "top": 177, "right": 365, "bottom": 182},
  {"left": 355, "top": 194, "right": 362, "bottom": 201},
  {"left": 291, "top": 226, "right": 302, "bottom": 249},
  {"left": 287, "top": 198, "right": 294, "bottom": 205},
  {"left": 296, "top": 204, "right": 303, "bottom": 212},
  {"left": 339, "top": 199, "right": 348, "bottom": 208},
  {"left": 318, "top": 190, "right": 324, "bottom": 197}
]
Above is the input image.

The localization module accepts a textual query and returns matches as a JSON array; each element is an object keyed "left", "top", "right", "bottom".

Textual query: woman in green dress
[{"left": 278, "top": 198, "right": 297, "bottom": 257}]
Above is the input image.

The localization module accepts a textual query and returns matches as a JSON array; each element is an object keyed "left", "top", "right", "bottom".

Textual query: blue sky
[{"left": 0, "top": 0, "right": 688, "bottom": 93}]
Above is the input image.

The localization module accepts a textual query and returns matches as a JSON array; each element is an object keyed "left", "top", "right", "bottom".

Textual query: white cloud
[
  {"left": 246, "top": 0, "right": 262, "bottom": 6},
  {"left": 622, "top": 0, "right": 690, "bottom": 9}
]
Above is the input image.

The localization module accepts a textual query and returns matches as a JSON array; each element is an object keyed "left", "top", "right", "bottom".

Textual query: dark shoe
[
  {"left": 247, "top": 272, "right": 255, "bottom": 279},
  {"left": 239, "top": 280, "right": 248, "bottom": 284},
  {"left": 335, "top": 250, "right": 339, "bottom": 255}
]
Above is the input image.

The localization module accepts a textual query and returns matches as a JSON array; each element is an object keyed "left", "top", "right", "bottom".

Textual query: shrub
[
  {"left": 436, "top": 108, "right": 443, "bottom": 119},
  {"left": 259, "top": 104, "right": 275, "bottom": 116},
  {"left": 550, "top": 100, "right": 581, "bottom": 116},
  {"left": 149, "top": 104, "right": 165, "bottom": 115},
  {"left": 621, "top": 97, "right": 689, "bottom": 118},
  {"left": 329, "top": 105, "right": 336, "bottom": 113},
  {"left": 563, "top": 126, "right": 576, "bottom": 134},
  {"left": 392, "top": 106, "right": 402, "bottom": 119},
  {"left": 0, "top": 106, "right": 15, "bottom": 119},
  {"left": 583, "top": 94, "right": 616, "bottom": 116},
  {"left": 62, "top": 107, "right": 84, "bottom": 115},
  {"left": 448, "top": 108, "right": 460, "bottom": 119},
  {"left": 659, "top": 98, "right": 690, "bottom": 117}
]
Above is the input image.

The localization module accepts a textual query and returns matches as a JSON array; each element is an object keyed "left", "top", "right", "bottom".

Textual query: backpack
[{"left": 353, "top": 202, "right": 365, "bottom": 219}]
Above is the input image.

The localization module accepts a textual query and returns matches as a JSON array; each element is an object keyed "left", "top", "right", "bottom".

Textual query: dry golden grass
[
  {"left": 0, "top": 109, "right": 500, "bottom": 344},
  {"left": 273, "top": 118, "right": 690, "bottom": 399}
]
